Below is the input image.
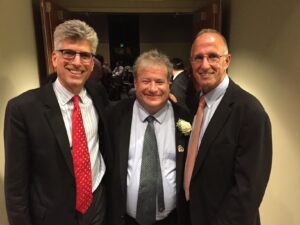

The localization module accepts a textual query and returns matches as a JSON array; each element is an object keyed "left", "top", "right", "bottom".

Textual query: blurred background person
[{"left": 170, "top": 57, "right": 191, "bottom": 111}]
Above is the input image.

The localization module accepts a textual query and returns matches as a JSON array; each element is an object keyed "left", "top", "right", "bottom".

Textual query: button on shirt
[
  {"left": 126, "top": 100, "right": 176, "bottom": 220},
  {"left": 194, "top": 75, "right": 229, "bottom": 148},
  {"left": 53, "top": 79, "right": 106, "bottom": 192}
]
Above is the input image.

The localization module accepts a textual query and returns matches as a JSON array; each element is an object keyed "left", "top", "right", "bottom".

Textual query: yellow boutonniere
[{"left": 176, "top": 119, "right": 192, "bottom": 136}]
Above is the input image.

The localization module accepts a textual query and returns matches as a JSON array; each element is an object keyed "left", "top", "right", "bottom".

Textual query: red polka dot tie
[{"left": 72, "top": 95, "right": 93, "bottom": 214}]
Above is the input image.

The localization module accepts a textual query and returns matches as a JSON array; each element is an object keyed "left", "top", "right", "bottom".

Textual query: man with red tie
[{"left": 4, "top": 20, "right": 110, "bottom": 225}]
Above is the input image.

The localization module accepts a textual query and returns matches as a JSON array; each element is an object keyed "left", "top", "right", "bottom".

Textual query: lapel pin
[{"left": 177, "top": 145, "right": 184, "bottom": 152}]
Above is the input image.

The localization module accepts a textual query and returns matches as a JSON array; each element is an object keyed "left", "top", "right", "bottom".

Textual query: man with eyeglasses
[
  {"left": 185, "top": 29, "right": 272, "bottom": 225},
  {"left": 4, "top": 20, "right": 110, "bottom": 225}
]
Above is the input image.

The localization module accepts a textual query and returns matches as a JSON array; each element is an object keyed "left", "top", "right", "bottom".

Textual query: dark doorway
[{"left": 108, "top": 14, "right": 140, "bottom": 68}]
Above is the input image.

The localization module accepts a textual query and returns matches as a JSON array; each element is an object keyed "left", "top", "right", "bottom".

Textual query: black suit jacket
[
  {"left": 188, "top": 79, "right": 272, "bottom": 225},
  {"left": 4, "top": 76, "right": 110, "bottom": 225},
  {"left": 106, "top": 98, "right": 191, "bottom": 225},
  {"left": 170, "top": 71, "right": 190, "bottom": 111}
]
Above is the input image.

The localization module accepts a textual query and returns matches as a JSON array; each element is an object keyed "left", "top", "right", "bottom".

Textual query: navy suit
[
  {"left": 4, "top": 76, "right": 110, "bottom": 225},
  {"left": 188, "top": 79, "right": 272, "bottom": 225}
]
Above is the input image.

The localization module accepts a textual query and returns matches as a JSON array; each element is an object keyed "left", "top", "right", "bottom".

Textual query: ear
[
  {"left": 224, "top": 54, "right": 231, "bottom": 69},
  {"left": 52, "top": 51, "right": 58, "bottom": 68},
  {"left": 134, "top": 78, "right": 137, "bottom": 88},
  {"left": 91, "top": 58, "right": 95, "bottom": 71}
]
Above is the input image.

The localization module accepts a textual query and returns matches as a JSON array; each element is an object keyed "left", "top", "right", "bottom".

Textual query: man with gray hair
[
  {"left": 107, "top": 49, "right": 190, "bottom": 225},
  {"left": 4, "top": 19, "right": 110, "bottom": 225},
  {"left": 185, "top": 28, "right": 272, "bottom": 225}
]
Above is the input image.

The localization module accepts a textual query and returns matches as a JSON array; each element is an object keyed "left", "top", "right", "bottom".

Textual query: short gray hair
[
  {"left": 193, "top": 28, "right": 229, "bottom": 54},
  {"left": 133, "top": 49, "right": 173, "bottom": 81},
  {"left": 53, "top": 19, "right": 98, "bottom": 54}
]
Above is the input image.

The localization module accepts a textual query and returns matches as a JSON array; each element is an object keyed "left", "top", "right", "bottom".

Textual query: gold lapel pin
[{"left": 177, "top": 145, "right": 184, "bottom": 152}]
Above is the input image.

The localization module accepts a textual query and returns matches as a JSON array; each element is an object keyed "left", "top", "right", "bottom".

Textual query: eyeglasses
[
  {"left": 57, "top": 49, "right": 94, "bottom": 63},
  {"left": 190, "top": 54, "right": 227, "bottom": 65}
]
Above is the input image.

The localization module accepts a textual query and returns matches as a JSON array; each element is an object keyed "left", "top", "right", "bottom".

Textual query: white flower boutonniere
[{"left": 176, "top": 119, "right": 192, "bottom": 136}]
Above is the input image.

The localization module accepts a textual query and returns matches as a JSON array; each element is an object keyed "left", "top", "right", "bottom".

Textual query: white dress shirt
[
  {"left": 126, "top": 100, "right": 176, "bottom": 220},
  {"left": 53, "top": 79, "right": 106, "bottom": 192},
  {"left": 194, "top": 75, "right": 229, "bottom": 148},
  {"left": 172, "top": 69, "right": 184, "bottom": 80}
]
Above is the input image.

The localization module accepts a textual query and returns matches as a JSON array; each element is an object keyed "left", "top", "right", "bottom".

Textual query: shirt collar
[
  {"left": 173, "top": 70, "right": 184, "bottom": 79},
  {"left": 136, "top": 100, "right": 170, "bottom": 124},
  {"left": 53, "top": 78, "right": 87, "bottom": 105},
  {"left": 201, "top": 75, "right": 229, "bottom": 108}
]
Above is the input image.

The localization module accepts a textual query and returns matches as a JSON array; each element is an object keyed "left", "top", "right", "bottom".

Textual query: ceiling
[{"left": 51, "top": 0, "right": 209, "bottom": 13}]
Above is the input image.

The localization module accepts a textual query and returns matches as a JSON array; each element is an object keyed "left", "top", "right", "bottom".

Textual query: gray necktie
[{"left": 136, "top": 116, "right": 165, "bottom": 225}]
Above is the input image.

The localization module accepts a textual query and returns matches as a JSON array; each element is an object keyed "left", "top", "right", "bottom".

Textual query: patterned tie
[
  {"left": 184, "top": 96, "right": 206, "bottom": 201},
  {"left": 72, "top": 95, "right": 93, "bottom": 214},
  {"left": 136, "top": 116, "right": 165, "bottom": 225}
]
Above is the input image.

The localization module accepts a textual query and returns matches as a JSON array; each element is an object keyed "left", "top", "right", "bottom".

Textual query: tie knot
[
  {"left": 72, "top": 95, "right": 80, "bottom": 107},
  {"left": 146, "top": 116, "right": 155, "bottom": 124},
  {"left": 198, "top": 96, "right": 206, "bottom": 110}
]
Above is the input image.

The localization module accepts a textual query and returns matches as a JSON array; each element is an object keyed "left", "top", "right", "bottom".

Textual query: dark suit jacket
[
  {"left": 170, "top": 71, "right": 190, "bottom": 111},
  {"left": 106, "top": 98, "right": 191, "bottom": 225},
  {"left": 4, "top": 76, "right": 110, "bottom": 225},
  {"left": 189, "top": 79, "right": 272, "bottom": 225}
]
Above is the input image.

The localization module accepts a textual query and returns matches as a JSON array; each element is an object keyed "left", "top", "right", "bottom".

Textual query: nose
[
  {"left": 149, "top": 81, "right": 158, "bottom": 92},
  {"left": 201, "top": 56, "right": 211, "bottom": 69},
  {"left": 72, "top": 53, "right": 82, "bottom": 65}
]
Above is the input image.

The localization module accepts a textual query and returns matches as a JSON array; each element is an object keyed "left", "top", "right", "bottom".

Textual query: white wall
[
  {"left": 228, "top": 0, "right": 300, "bottom": 224},
  {"left": 0, "top": 0, "right": 40, "bottom": 224}
]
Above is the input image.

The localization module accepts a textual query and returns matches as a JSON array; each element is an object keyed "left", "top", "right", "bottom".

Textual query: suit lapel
[
  {"left": 119, "top": 101, "right": 134, "bottom": 196},
  {"left": 85, "top": 82, "right": 107, "bottom": 157},
  {"left": 85, "top": 82, "right": 105, "bottom": 123},
  {"left": 192, "top": 81, "right": 235, "bottom": 179},
  {"left": 41, "top": 82, "right": 74, "bottom": 176},
  {"left": 172, "top": 103, "right": 188, "bottom": 194}
]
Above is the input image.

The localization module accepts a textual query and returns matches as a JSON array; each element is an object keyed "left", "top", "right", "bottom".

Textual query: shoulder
[
  {"left": 171, "top": 101, "right": 192, "bottom": 122},
  {"left": 226, "top": 79, "right": 270, "bottom": 121},
  {"left": 6, "top": 85, "right": 47, "bottom": 109},
  {"left": 4, "top": 84, "right": 54, "bottom": 123},
  {"left": 230, "top": 80, "right": 264, "bottom": 107},
  {"left": 174, "top": 72, "right": 190, "bottom": 84},
  {"left": 85, "top": 80, "right": 110, "bottom": 107},
  {"left": 105, "top": 98, "right": 134, "bottom": 118}
]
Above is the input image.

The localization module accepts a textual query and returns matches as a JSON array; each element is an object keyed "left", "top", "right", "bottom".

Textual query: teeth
[{"left": 69, "top": 70, "right": 82, "bottom": 74}]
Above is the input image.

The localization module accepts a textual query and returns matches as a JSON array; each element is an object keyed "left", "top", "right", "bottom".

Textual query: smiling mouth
[
  {"left": 145, "top": 94, "right": 161, "bottom": 98},
  {"left": 199, "top": 72, "right": 214, "bottom": 77},
  {"left": 67, "top": 68, "right": 83, "bottom": 75}
]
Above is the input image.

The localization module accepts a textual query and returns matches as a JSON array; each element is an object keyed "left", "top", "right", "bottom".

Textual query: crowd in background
[
  {"left": 89, "top": 54, "right": 194, "bottom": 104},
  {"left": 89, "top": 56, "right": 135, "bottom": 101}
]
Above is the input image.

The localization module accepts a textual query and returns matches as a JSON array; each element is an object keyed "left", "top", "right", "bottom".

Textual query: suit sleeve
[
  {"left": 213, "top": 103, "right": 272, "bottom": 225},
  {"left": 4, "top": 100, "right": 33, "bottom": 225}
]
